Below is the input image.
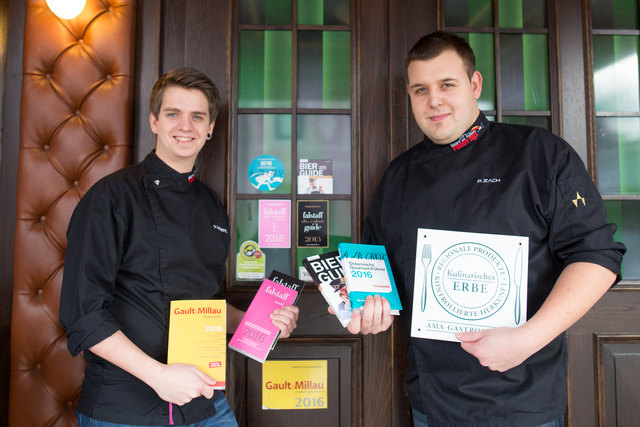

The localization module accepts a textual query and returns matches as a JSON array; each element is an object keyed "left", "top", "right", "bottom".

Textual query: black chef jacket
[
  {"left": 60, "top": 152, "right": 231, "bottom": 425},
  {"left": 363, "top": 114, "right": 625, "bottom": 427}
]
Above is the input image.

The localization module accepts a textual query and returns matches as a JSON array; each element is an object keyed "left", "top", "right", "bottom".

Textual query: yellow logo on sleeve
[{"left": 572, "top": 192, "right": 586, "bottom": 207}]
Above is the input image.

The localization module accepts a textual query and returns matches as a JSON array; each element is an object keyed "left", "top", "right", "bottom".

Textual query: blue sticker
[{"left": 248, "top": 155, "right": 285, "bottom": 191}]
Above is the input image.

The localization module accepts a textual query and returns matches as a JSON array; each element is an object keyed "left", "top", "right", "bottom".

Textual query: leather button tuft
[
  {"left": 37, "top": 289, "right": 44, "bottom": 296},
  {"left": 43, "top": 144, "right": 50, "bottom": 151},
  {"left": 40, "top": 216, "right": 46, "bottom": 222}
]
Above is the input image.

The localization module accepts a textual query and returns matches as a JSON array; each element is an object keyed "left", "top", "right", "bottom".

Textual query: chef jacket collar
[
  {"left": 144, "top": 151, "right": 197, "bottom": 184},
  {"left": 422, "top": 112, "right": 489, "bottom": 153}
]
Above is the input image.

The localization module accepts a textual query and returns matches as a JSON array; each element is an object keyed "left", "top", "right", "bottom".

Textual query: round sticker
[{"left": 248, "top": 155, "right": 285, "bottom": 192}]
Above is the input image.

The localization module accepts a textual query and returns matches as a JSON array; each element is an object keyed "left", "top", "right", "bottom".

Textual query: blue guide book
[{"left": 337, "top": 243, "right": 402, "bottom": 315}]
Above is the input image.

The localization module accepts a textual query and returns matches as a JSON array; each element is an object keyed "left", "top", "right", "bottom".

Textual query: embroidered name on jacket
[
  {"left": 477, "top": 178, "right": 501, "bottom": 184},
  {"left": 450, "top": 123, "right": 484, "bottom": 152},
  {"left": 213, "top": 224, "right": 228, "bottom": 233}
]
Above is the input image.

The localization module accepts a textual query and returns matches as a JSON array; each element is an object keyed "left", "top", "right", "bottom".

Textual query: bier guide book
[
  {"left": 410, "top": 228, "right": 529, "bottom": 342},
  {"left": 337, "top": 243, "right": 403, "bottom": 315},
  {"left": 302, "top": 251, "right": 352, "bottom": 327},
  {"left": 268, "top": 270, "right": 305, "bottom": 349},
  {"left": 167, "top": 299, "right": 227, "bottom": 389},
  {"left": 228, "top": 278, "right": 298, "bottom": 363}
]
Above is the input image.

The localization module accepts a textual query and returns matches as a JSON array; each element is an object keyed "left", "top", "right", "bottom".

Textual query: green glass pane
[
  {"left": 593, "top": 35, "right": 639, "bottom": 112},
  {"left": 499, "top": 0, "right": 546, "bottom": 28},
  {"left": 523, "top": 34, "right": 549, "bottom": 110},
  {"left": 298, "top": 31, "right": 350, "bottom": 109},
  {"left": 297, "top": 114, "right": 351, "bottom": 195},
  {"left": 499, "top": 0, "right": 523, "bottom": 28},
  {"left": 299, "top": 0, "right": 350, "bottom": 25},
  {"left": 239, "top": 0, "right": 292, "bottom": 24},
  {"left": 237, "top": 114, "right": 292, "bottom": 194},
  {"left": 238, "top": 31, "right": 292, "bottom": 108},
  {"left": 500, "top": 34, "right": 549, "bottom": 110},
  {"left": 501, "top": 115, "right": 550, "bottom": 130},
  {"left": 445, "top": 0, "right": 492, "bottom": 27},
  {"left": 605, "top": 200, "right": 640, "bottom": 279},
  {"left": 459, "top": 32, "right": 495, "bottom": 111},
  {"left": 236, "top": 199, "right": 292, "bottom": 279},
  {"left": 591, "top": 0, "right": 638, "bottom": 30},
  {"left": 296, "top": 200, "right": 351, "bottom": 280},
  {"left": 596, "top": 117, "right": 640, "bottom": 195},
  {"left": 323, "top": 31, "right": 351, "bottom": 108}
]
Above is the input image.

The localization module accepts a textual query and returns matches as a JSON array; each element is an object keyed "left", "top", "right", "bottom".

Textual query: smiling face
[
  {"left": 407, "top": 49, "right": 482, "bottom": 145},
  {"left": 149, "top": 86, "right": 215, "bottom": 173}
]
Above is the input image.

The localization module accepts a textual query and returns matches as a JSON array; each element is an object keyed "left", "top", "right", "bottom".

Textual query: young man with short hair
[
  {"left": 352, "top": 32, "right": 625, "bottom": 426},
  {"left": 60, "top": 67, "right": 299, "bottom": 426}
]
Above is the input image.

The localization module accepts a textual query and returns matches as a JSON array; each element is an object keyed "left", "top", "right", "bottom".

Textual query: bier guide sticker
[
  {"left": 262, "top": 360, "right": 328, "bottom": 410},
  {"left": 411, "top": 228, "right": 529, "bottom": 342}
]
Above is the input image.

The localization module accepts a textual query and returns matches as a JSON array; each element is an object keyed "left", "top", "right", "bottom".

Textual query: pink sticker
[{"left": 259, "top": 200, "right": 291, "bottom": 248}]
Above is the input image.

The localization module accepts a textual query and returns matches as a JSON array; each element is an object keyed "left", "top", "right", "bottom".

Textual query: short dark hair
[
  {"left": 404, "top": 31, "right": 476, "bottom": 80},
  {"left": 149, "top": 67, "right": 220, "bottom": 123}
]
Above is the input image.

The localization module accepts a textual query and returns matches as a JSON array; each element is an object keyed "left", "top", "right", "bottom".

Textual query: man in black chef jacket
[
  {"left": 60, "top": 67, "right": 299, "bottom": 426},
  {"left": 346, "top": 32, "right": 625, "bottom": 426}
]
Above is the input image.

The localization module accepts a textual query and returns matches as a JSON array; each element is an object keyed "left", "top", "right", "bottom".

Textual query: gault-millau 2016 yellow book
[{"left": 167, "top": 299, "right": 227, "bottom": 389}]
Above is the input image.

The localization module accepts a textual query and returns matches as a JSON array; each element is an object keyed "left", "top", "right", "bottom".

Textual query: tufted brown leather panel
[{"left": 10, "top": 1, "right": 135, "bottom": 425}]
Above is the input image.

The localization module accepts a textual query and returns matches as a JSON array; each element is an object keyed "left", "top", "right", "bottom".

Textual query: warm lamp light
[{"left": 46, "top": 0, "right": 86, "bottom": 19}]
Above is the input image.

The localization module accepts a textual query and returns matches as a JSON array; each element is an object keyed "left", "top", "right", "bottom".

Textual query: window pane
[
  {"left": 596, "top": 117, "right": 640, "bottom": 195},
  {"left": 498, "top": 0, "right": 546, "bottom": 28},
  {"left": 239, "top": 0, "right": 292, "bottom": 25},
  {"left": 298, "top": 0, "right": 350, "bottom": 25},
  {"left": 445, "top": 0, "right": 493, "bottom": 27},
  {"left": 236, "top": 199, "right": 292, "bottom": 279},
  {"left": 501, "top": 115, "right": 550, "bottom": 130},
  {"left": 298, "top": 31, "right": 351, "bottom": 109},
  {"left": 605, "top": 200, "right": 640, "bottom": 279},
  {"left": 459, "top": 32, "right": 495, "bottom": 111},
  {"left": 237, "top": 114, "right": 292, "bottom": 194},
  {"left": 591, "top": 0, "right": 639, "bottom": 30},
  {"left": 297, "top": 114, "right": 351, "bottom": 194},
  {"left": 593, "top": 35, "right": 639, "bottom": 112},
  {"left": 238, "top": 31, "right": 292, "bottom": 108},
  {"left": 296, "top": 200, "right": 351, "bottom": 279},
  {"left": 500, "top": 34, "right": 549, "bottom": 110}
]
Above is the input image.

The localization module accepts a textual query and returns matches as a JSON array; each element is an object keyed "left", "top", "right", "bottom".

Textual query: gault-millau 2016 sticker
[
  {"left": 248, "top": 155, "right": 285, "bottom": 192},
  {"left": 411, "top": 228, "right": 529, "bottom": 342}
]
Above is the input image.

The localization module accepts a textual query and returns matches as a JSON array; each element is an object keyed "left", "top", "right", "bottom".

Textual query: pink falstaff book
[{"left": 228, "top": 279, "right": 298, "bottom": 363}]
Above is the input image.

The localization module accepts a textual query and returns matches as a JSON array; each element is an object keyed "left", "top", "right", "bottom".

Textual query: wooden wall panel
[
  {"left": 595, "top": 336, "right": 640, "bottom": 427},
  {"left": 567, "top": 289, "right": 640, "bottom": 426}
]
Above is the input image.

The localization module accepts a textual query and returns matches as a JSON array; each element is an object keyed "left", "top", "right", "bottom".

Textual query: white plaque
[{"left": 411, "top": 228, "right": 529, "bottom": 342}]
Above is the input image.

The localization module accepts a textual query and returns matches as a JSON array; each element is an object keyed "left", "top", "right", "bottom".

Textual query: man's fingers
[{"left": 347, "top": 308, "right": 362, "bottom": 334}]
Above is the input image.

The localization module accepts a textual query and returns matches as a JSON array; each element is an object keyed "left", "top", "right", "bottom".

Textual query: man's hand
[
  {"left": 149, "top": 363, "right": 216, "bottom": 405},
  {"left": 456, "top": 327, "right": 537, "bottom": 372},
  {"left": 338, "top": 295, "right": 393, "bottom": 335},
  {"left": 270, "top": 305, "right": 299, "bottom": 338},
  {"left": 89, "top": 331, "right": 217, "bottom": 406},
  {"left": 456, "top": 262, "right": 617, "bottom": 372}
]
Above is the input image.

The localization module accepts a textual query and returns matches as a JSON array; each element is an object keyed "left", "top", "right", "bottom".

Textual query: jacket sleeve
[
  {"left": 547, "top": 139, "right": 626, "bottom": 284},
  {"left": 59, "top": 185, "right": 126, "bottom": 356}
]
